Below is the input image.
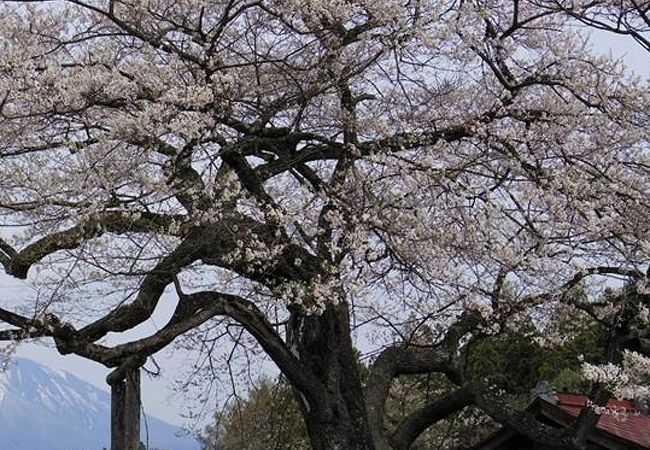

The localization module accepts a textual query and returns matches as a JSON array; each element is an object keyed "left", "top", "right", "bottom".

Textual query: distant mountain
[{"left": 0, "top": 358, "right": 199, "bottom": 450}]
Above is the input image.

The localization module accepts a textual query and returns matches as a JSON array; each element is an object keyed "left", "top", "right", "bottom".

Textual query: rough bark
[
  {"left": 108, "top": 366, "right": 142, "bottom": 450},
  {"left": 287, "top": 302, "right": 377, "bottom": 450},
  {"left": 390, "top": 387, "right": 473, "bottom": 450},
  {"left": 111, "top": 380, "right": 126, "bottom": 450}
]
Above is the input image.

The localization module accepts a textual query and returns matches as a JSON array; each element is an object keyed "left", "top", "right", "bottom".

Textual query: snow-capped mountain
[{"left": 0, "top": 358, "right": 199, "bottom": 450}]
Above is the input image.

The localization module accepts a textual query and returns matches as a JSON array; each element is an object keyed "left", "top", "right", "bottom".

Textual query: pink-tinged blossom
[{"left": 0, "top": 1, "right": 649, "bottom": 447}]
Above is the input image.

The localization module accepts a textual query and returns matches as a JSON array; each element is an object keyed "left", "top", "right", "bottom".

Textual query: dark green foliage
[
  {"left": 467, "top": 313, "right": 608, "bottom": 394},
  {"left": 199, "top": 377, "right": 308, "bottom": 450}
]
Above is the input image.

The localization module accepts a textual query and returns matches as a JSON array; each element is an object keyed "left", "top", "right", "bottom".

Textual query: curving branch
[
  {"left": 390, "top": 386, "right": 473, "bottom": 450},
  {"left": 94, "top": 289, "right": 324, "bottom": 403},
  {"left": 470, "top": 383, "right": 571, "bottom": 448},
  {"left": 0, "top": 280, "right": 324, "bottom": 404},
  {"left": 8, "top": 211, "right": 187, "bottom": 279},
  {"left": 364, "top": 309, "right": 484, "bottom": 449},
  {"left": 76, "top": 232, "right": 204, "bottom": 342},
  {"left": 365, "top": 336, "right": 475, "bottom": 447},
  {"left": 365, "top": 345, "right": 460, "bottom": 450},
  {"left": 0, "top": 236, "right": 17, "bottom": 271},
  {"left": 4, "top": 208, "right": 322, "bottom": 345}
]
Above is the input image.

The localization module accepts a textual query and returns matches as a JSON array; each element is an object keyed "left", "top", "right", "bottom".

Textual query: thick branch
[
  {"left": 8, "top": 211, "right": 186, "bottom": 279},
  {"left": 365, "top": 345, "right": 459, "bottom": 450},
  {"left": 101, "top": 290, "right": 324, "bottom": 401},
  {"left": 390, "top": 386, "right": 473, "bottom": 450},
  {"left": 470, "top": 384, "right": 571, "bottom": 448},
  {"left": 255, "top": 143, "right": 345, "bottom": 181},
  {"left": 255, "top": 124, "right": 472, "bottom": 182},
  {"left": 0, "top": 306, "right": 32, "bottom": 329},
  {"left": 0, "top": 237, "right": 18, "bottom": 270},
  {"left": 20, "top": 211, "right": 319, "bottom": 343},
  {"left": 358, "top": 126, "right": 472, "bottom": 155},
  {"left": 0, "top": 328, "right": 41, "bottom": 340},
  {"left": 162, "top": 141, "right": 215, "bottom": 213},
  {"left": 364, "top": 310, "right": 482, "bottom": 449},
  {"left": 0, "top": 308, "right": 79, "bottom": 345},
  {"left": 77, "top": 232, "right": 203, "bottom": 342}
]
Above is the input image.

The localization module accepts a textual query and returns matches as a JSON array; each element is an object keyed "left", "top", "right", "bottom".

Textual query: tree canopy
[{"left": 0, "top": 1, "right": 649, "bottom": 449}]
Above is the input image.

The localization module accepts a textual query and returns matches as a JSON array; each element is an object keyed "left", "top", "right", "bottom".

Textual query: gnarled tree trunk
[{"left": 288, "top": 303, "right": 377, "bottom": 450}]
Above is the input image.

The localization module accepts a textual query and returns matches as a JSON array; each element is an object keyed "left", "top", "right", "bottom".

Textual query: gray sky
[
  {"left": 0, "top": 271, "right": 194, "bottom": 426},
  {"left": 589, "top": 29, "right": 650, "bottom": 78}
]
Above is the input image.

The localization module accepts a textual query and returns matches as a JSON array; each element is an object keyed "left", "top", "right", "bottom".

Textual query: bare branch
[
  {"left": 390, "top": 386, "right": 473, "bottom": 450},
  {"left": 8, "top": 211, "right": 187, "bottom": 279}
]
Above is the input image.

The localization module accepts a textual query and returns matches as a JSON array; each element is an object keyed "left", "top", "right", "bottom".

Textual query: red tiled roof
[{"left": 553, "top": 393, "right": 650, "bottom": 448}]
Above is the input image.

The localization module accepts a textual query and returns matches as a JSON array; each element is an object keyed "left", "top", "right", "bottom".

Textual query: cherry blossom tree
[
  {"left": 543, "top": 0, "right": 650, "bottom": 53},
  {"left": 0, "top": 1, "right": 648, "bottom": 450}
]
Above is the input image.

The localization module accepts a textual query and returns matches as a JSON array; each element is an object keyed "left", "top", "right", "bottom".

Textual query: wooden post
[
  {"left": 125, "top": 369, "right": 141, "bottom": 450},
  {"left": 108, "top": 365, "right": 142, "bottom": 450},
  {"left": 111, "top": 380, "right": 126, "bottom": 450}
]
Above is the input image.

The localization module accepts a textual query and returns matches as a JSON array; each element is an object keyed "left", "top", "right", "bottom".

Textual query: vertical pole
[
  {"left": 109, "top": 365, "right": 142, "bottom": 450},
  {"left": 111, "top": 380, "right": 126, "bottom": 450},
  {"left": 125, "top": 369, "right": 141, "bottom": 450}
]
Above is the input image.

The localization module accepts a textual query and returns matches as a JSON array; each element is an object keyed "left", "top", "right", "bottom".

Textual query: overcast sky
[{"left": 1, "top": 271, "right": 196, "bottom": 426}]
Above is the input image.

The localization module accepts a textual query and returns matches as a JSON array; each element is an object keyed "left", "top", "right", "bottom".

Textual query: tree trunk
[
  {"left": 109, "top": 368, "right": 141, "bottom": 450},
  {"left": 288, "top": 302, "right": 377, "bottom": 450},
  {"left": 304, "top": 418, "right": 376, "bottom": 450}
]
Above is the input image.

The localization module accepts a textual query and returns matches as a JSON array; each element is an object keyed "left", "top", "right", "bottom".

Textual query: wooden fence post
[
  {"left": 108, "top": 363, "right": 142, "bottom": 450},
  {"left": 125, "top": 369, "right": 141, "bottom": 450},
  {"left": 111, "top": 379, "right": 126, "bottom": 450}
]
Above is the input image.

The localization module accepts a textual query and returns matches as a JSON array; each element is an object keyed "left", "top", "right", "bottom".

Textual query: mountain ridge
[{"left": 0, "top": 358, "right": 198, "bottom": 450}]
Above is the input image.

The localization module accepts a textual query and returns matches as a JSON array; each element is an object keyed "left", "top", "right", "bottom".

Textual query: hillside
[{"left": 0, "top": 358, "right": 198, "bottom": 450}]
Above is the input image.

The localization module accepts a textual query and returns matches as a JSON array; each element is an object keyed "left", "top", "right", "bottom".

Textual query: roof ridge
[{"left": 556, "top": 392, "right": 649, "bottom": 414}]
